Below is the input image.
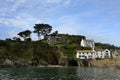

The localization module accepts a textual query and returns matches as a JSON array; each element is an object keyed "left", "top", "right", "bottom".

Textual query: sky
[{"left": 0, "top": 0, "right": 120, "bottom": 46}]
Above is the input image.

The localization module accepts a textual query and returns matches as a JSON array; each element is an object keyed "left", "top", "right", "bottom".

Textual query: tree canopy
[
  {"left": 33, "top": 23, "right": 52, "bottom": 40},
  {"left": 17, "top": 30, "right": 32, "bottom": 41}
]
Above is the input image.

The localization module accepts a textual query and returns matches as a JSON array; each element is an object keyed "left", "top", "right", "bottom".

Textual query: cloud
[
  {"left": 38, "top": 0, "right": 72, "bottom": 4},
  {"left": 0, "top": 0, "right": 120, "bottom": 46},
  {"left": 0, "top": 12, "right": 43, "bottom": 39},
  {"left": 0, "top": 0, "right": 26, "bottom": 13},
  {"left": 39, "top": 0, "right": 62, "bottom": 4},
  {"left": 0, "top": 12, "right": 42, "bottom": 29}
]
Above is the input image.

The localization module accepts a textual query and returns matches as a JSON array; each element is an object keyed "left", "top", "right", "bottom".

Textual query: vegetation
[
  {"left": 0, "top": 23, "right": 119, "bottom": 67},
  {"left": 95, "top": 42, "right": 116, "bottom": 50},
  {"left": 33, "top": 24, "right": 52, "bottom": 40},
  {"left": 17, "top": 30, "right": 32, "bottom": 41}
]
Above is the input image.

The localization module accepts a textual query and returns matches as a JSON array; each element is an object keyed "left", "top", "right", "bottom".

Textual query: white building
[
  {"left": 96, "top": 49, "right": 111, "bottom": 59},
  {"left": 76, "top": 50, "right": 96, "bottom": 59},
  {"left": 79, "top": 38, "right": 112, "bottom": 59},
  {"left": 76, "top": 49, "right": 111, "bottom": 59},
  {"left": 80, "top": 39, "right": 95, "bottom": 51}
]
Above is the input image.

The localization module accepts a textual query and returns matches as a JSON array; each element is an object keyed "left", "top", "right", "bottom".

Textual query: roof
[
  {"left": 85, "top": 40, "right": 94, "bottom": 42},
  {"left": 76, "top": 50, "right": 96, "bottom": 53}
]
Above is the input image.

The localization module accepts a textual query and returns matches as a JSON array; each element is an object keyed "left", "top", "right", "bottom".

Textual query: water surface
[{"left": 0, "top": 67, "right": 120, "bottom": 80}]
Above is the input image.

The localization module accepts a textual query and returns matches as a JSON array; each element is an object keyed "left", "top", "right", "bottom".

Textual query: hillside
[{"left": 0, "top": 34, "right": 119, "bottom": 67}]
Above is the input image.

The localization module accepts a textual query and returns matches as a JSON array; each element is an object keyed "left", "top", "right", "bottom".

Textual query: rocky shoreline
[
  {"left": 91, "top": 57, "right": 120, "bottom": 68},
  {"left": 76, "top": 56, "right": 120, "bottom": 68},
  {"left": 1, "top": 56, "right": 120, "bottom": 68}
]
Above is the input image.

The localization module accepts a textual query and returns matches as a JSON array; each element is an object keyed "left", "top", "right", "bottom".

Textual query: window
[
  {"left": 106, "top": 53, "right": 108, "bottom": 55},
  {"left": 106, "top": 51, "right": 108, "bottom": 52},
  {"left": 82, "top": 55, "right": 85, "bottom": 57}
]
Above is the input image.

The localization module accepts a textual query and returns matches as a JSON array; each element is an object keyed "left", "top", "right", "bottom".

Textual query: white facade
[
  {"left": 76, "top": 49, "right": 111, "bottom": 59},
  {"left": 96, "top": 49, "right": 111, "bottom": 58},
  {"left": 80, "top": 39, "right": 86, "bottom": 47},
  {"left": 96, "top": 51, "right": 104, "bottom": 58},
  {"left": 80, "top": 39, "right": 95, "bottom": 51},
  {"left": 103, "top": 49, "right": 111, "bottom": 58},
  {"left": 76, "top": 50, "right": 96, "bottom": 59}
]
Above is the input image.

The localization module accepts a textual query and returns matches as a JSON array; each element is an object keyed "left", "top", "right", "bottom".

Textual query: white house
[
  {"left": 76, "top": 49, "right": 111, "bottom": 59},
  {"left": 96, "top": 49, "right": 111, "bottom": 59},
  {"left": 103, "top": 49, "right": 111, "bottom": 58},
  {"left": 76, "top": 50, "right": 96, "bottom": 59},
  {"left": 80, "top": 39, "right": 95, "bottom": 51},
  {"left": 95, "top": 50, "right": 104, "bottom": 58}
]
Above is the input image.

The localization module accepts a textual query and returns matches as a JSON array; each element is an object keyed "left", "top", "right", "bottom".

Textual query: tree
[
  {"left": 50, "top": 30, "right": 58, "bottom": 36},
  {"left": 13, "top": 37, "right": 18, "bottom": 41},
  {"left": 13, "top": 37, "right": 21, "bottom": 41},
  {"left": 25, "top": 30, "right": 32, "bottom": 38},
  {"left": 17, "top": 30, "right": 32, "bottom": 41},
  {"left": 33, "top": 23, "right": 52, "bottom": 40}
]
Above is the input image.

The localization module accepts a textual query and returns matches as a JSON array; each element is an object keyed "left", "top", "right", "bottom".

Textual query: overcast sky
[{"left": 0, "top": 0, "right": 120, "bottom": 46}]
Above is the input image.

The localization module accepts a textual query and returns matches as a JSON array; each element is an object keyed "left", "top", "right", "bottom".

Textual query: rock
[
  {"left": 15, "top": 59, "right": 32, "bottom": 67},
  {"left": 2, "top": 59, "right": 14, "bottom": 67},
  {"left": 56, "top": 48, "right": 68, "bottom": 66}
]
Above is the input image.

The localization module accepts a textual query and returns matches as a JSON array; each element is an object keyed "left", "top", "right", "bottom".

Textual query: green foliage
[
  {"left": 49, "top": 30, "right": 58, "bottom": 36},
  {"left": 95, "top": 42, "right": 116, "bottom": 50},
  {"left": 2, "top": 22, "right": 119, "bottom": 66},
  {"left": 55, "top": 34, "right": 86, "bottom": 57},
  {"left": 59, "top": 34, "right": 85, "bottom": 45},
  {"left": 13, "top": 37, "right": 21, "bottom": 41},
  {"left": 0, "top": 39, "right": 59, "bottom": 64},
  {"left": 0, "top": 33, "right": 86, "bottom": 64},
  {"left": 33, "top": 23, "right": 52, "bottom": 40},
  {"left": 17, "top": 30, "right": 32, "bottom": 41}
]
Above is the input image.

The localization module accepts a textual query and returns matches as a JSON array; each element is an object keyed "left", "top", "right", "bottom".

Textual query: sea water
[{"left": 0, "top": 67, "right": 120, "bottom": 80}]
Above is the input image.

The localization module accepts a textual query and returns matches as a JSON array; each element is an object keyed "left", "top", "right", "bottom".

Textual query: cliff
[{"left": 90, "top": 57, "right": 120, "bottom": 68}]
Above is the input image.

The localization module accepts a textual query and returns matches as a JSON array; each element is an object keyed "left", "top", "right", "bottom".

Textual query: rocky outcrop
[
  {"left": 2, "top": 59, "right": 14, "bottom": 67},
  {"left": 56, "top": 48, "right": 68, "bottom": 66},
  {"left": 15, "top": 59, "right": 32, "bottom": 67},
  {"left": 76, "top": 57, "right": 120, "bottom": 68},
  {"left": 76, "top": 59, "right": 95, "bottom": 67},
  {"left": 90, "top": 59, "right": 114, "bottom": 67},
  {"left": 90, "top": 57, "right": 120, "bottom": 68}
]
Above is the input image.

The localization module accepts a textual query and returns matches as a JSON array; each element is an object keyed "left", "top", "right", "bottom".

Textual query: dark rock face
[
  {"left": 77, "top": 59, "right": 94, "bottom": 67},
  {"left": 68, "top": 59, "right": 78, "bottom": 66}
]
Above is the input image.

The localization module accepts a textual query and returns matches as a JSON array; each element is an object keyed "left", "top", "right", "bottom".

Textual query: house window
[
  {"left": 106, "top": 53, "right": 108, "bottom": 55},
  {"left": 82, "top": 55, "right": 85, "bottom": 57},
  {"left": 89, "top": 56, "right": 92, "bottom": 58},
  {"left": 79, "top": 55, "right": 81, "bottom": 58},
  {"left": 106, "top": 51, "right": 108, "bottom": 52}
]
